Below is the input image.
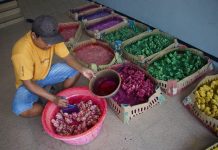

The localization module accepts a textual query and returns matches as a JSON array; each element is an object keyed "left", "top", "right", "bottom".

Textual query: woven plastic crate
[
  {"left": 206, "top": 143, "right": 218, "bottom": 150},
  {"left": 69, "top": 2, "right": 102, "bottom": 20},
  {"left": 121, "top": 29, "right": 178, "bottom": 64},
  {"left": 183, "top": 74, "right": 218, "bottom": 136},
  {"left": 85, "top": 14, "right": 127, "bottom": 39},
  {"left": 108, "top": 62, "right": 166, "bottom": 124},
  {"left": 58, "top": 22, "right": 82, "bottom": 49},
  {"left": 146, "top": 47, "right": 213, "bottom": 96},
  {"left": 100, "top": 20, "right": 148, "bottom": 50},
  {"left": 71, "top": 39, "right": 123, "bottom": 72},
  {"left": 79, "top": 7, "right": 114, "bottom": 24}
]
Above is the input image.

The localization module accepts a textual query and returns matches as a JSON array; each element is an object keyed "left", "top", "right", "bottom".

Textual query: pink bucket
[{"left": 41, "top": 87, "right": 107, "bottom": 145}]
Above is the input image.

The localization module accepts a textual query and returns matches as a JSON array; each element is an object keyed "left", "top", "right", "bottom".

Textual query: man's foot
[{"left": 20, "top": 103, "right": 43, "bottom": 117}]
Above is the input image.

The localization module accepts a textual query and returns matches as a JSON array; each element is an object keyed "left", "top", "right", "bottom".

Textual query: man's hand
[
  {"left": 81, "top": 68, "right": 95, "bottom": 80},
  {"left": 53, "top": 96, "right": 68, "bottom": 107},
  {"left": 64, "top": 54, "right": 95, "bottom": 80},
  {"left": 23, "top": 80, "right": 68, "bottom": 107}
]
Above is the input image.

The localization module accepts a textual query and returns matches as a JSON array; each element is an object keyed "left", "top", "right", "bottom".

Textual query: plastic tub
[{"left": 41, "top": 87, "right": 107, "bottom": 145}]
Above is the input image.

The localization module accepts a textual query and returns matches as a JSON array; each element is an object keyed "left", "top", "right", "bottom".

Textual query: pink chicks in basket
[
  {"left": 112, "top": 65, "right": 155, "bottom": 106},
  {"left": 51, "top": 100, "right": 101, "bottom": 136}
]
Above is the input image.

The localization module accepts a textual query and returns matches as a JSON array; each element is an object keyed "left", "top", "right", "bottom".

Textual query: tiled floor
[{"left": 0, "top": 0, "right": 217, "bottom": 150}]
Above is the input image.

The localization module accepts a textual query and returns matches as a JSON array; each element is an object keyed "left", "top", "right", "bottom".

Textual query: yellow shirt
[{"left": 11, "top": 32, "right": 69, "bottom": 88}]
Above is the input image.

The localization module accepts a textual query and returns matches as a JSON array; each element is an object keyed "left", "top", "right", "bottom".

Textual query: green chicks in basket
[
  {"left": 101, "top": 26, "right": 145, "bottom": 43},
  {"left": 148, "top": 50, "right": 207, "bottom": 81},
  {"left": 124, "top": 34, "right": 173, "bottom": 56}
]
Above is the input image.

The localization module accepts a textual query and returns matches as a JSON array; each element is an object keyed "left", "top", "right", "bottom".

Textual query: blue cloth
[{"left": 12, "top": 63, "right": 78, "bottom": 115}]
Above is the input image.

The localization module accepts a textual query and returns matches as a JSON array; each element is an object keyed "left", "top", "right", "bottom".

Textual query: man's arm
[
  {"left": 63, "top": 54, "right": 95, "bottom": 79},
  {"left": 23, "top": 80, "right": 68, "bottom": 107}
]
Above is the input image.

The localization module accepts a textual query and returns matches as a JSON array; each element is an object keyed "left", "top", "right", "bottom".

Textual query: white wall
[{"left": 94, "top": 0, "right": 218, "bottom": 58}]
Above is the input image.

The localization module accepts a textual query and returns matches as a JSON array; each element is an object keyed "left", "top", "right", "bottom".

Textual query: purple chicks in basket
[
  {"left": 87, "top": 16, "right": 123, "bottom": 31},
  {"left": 70, "top": 4, "right": 99, "bottom": 13},
  {"left": 79, "top": 8, "right": 112, "bottom": 21}
]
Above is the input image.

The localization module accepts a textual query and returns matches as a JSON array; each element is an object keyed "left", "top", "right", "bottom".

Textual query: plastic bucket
[{"left": 41, "top": 87, "right": 107, "bottom": 145}]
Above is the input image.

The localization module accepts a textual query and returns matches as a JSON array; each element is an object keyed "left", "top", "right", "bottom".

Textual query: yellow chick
[{"left": 199, "top": 90, "right": 206, "bottom": 97}]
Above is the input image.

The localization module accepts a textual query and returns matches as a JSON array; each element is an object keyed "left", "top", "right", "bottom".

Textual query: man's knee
[
  {"left": 63, "top": 72, "right": 81, "bottom": 88},
  {"left": 20, "top": 103, "right": 43, "bottom": 118}
]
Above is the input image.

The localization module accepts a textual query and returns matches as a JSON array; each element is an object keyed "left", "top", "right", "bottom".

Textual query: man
[{"left": 11, "top": 15, "right": 94, "bottom": 117}]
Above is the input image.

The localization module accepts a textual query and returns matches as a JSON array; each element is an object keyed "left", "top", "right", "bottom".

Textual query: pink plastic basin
[{"left": 41, "top": 87, "right": 107, "bottom": 145}]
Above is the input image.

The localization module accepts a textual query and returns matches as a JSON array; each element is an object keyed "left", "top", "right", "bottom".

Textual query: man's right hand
[
  {"left": 22, "top": 80, "right": 69, "bottom": 108},
  {"left": 53, "top": 96, "right": 68, "bottom": 107}
]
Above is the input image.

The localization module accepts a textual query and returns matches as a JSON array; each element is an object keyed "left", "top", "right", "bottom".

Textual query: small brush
[{"left": 60, "top": 96, "right": 80, "bottom": 113}]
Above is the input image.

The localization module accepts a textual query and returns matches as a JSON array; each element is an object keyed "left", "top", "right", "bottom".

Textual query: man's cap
[{"left": 32, "top": 15, "right": 64, "bottom": 45}]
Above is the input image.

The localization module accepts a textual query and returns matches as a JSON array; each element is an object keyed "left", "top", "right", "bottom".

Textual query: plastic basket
[
  {"left": 100, "top": 20, "right": 148, "bottom": 50},
  {"left": 69, "top": 2, "right": 102, "bottom": 20},
  {"left": 79, "top": 7, "right": 114, "bottom": 24},
  {"left": 121, "top": 29, "right": 178, "bottom": 64},
  {"left": 58, "top": 21, "right": 82, "bottom": 49},
  {"left": 146, "top": 47, "right": 213, "bottom": 96},
  {"left": 71, "top": 38, "right": 123, "bottom": 72},
  {"left": 85, "top": 14, "right": 127, "bottom": 39},
  {"left": 206, "top": 143, "right": 218, "bottom": 150},
  {"left": 41, "top": 87, "right": 107, "bottom": 145},
  {"left": 108, "top": 62, "right": 166, "bottom": 124},
  {"left": 183, "top": 74, "right": 218, "bottom": 136}
]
